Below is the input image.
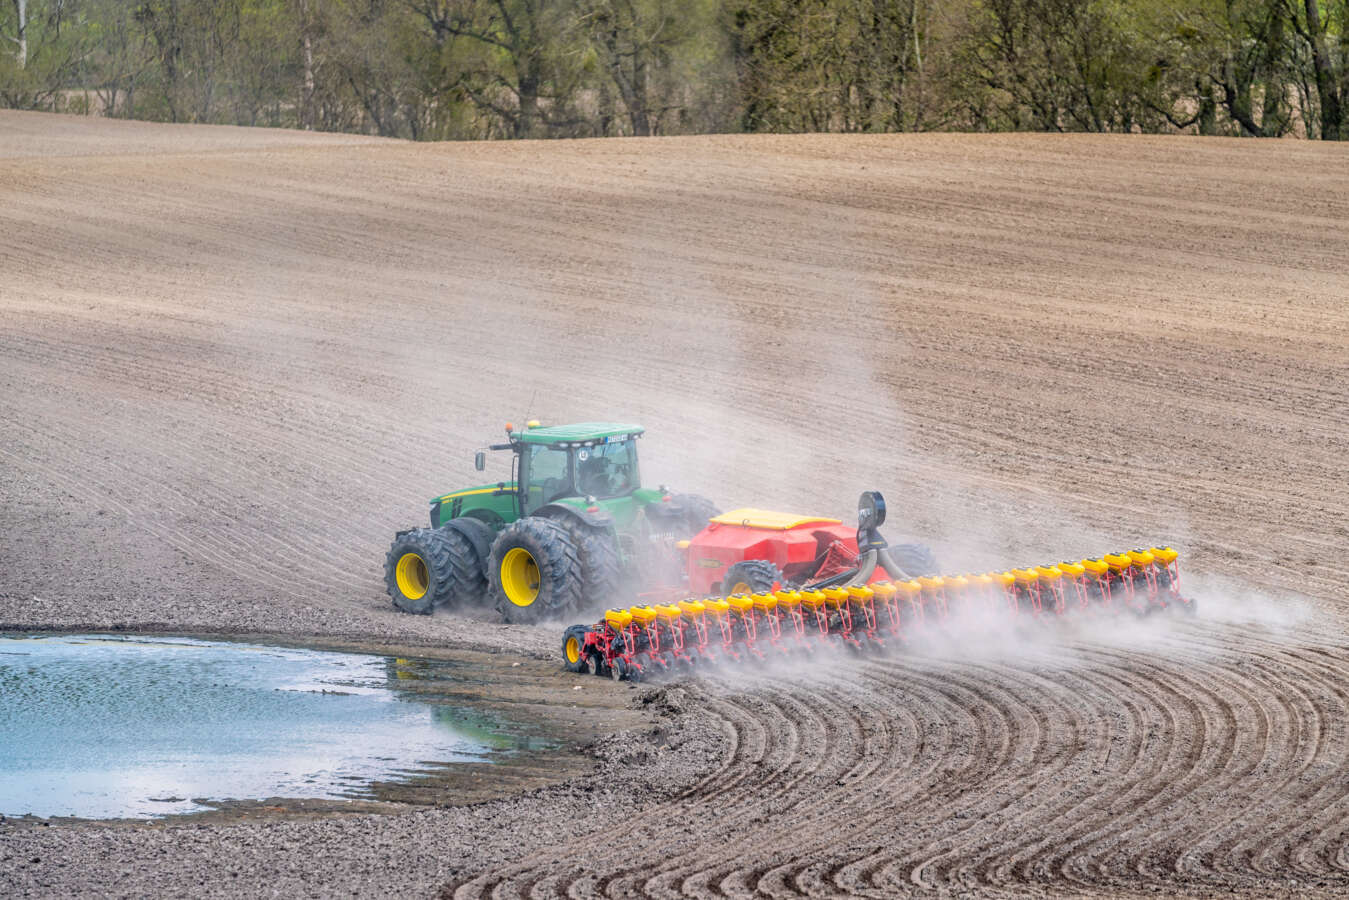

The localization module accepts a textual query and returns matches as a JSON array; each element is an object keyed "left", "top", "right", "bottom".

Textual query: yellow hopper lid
[{"left": 710, "top": 509, "right": 842, "bottom": 531}]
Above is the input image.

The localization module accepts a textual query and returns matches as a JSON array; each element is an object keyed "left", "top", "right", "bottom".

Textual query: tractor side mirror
[{"left": 474, "top": 451, "right": 486, "bottom": 472}]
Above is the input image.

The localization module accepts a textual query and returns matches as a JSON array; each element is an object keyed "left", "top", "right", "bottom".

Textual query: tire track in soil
[
  {"left": 698, "top": 675, "right": 922, "bottom": 898},
  {"left": 447, "top": 689, "right": 788, "bottom": 899},
  {"left": 454, "top": 658, "right": 1049, "bottom": 899},
  {"left": 451, "top": 675, "right": 904, "bottom": 898},
  {"left": 1085, "top": 652, "right": 1249, "bottom": 888},
  {"left": 599, "top": 689, "right": 811, "bottom": 899},
  {"left": 1060, "top": 634, "right": 1327, "bottom": 893},
  {"left": 533, "top": 685, "right": 878, "bottom": 898},
  {"left": 1208, "top": 646, "right": 1334, "bottom": 881},
  {"left": 653, "top": 667, "right": 982, "bottom": 898},
  {"left": 1289, "top": 647, "right": 1349, "bottom": 877},
  {"left": 1056, "top": 652, "right": 1221, "bottom": 890},
  {"left": 446, "top": 631, "right": 1349, "bottom": 898},
  {"left": 642, "top": 688, "right": 842, "bottom": 899},
  {"left": 921, "top": 657, "right": 1150, "bottom": 893},
  {"left": 820, "top": 659, "right": 1047, "bottom": 894},
  {"left": 1160, "top": 646, "right": 1307, "bottom": 886},
  {"left": 862, "top": 663, "right": 1044, "bottom": 894}
]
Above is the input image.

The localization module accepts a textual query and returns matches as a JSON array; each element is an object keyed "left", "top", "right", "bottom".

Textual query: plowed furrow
[
  {"left": 624, "top": 682, "right": 886, "bottom": 897},
  {"left": 846, "top": 660, "right": 1042, "bottom": 891}
]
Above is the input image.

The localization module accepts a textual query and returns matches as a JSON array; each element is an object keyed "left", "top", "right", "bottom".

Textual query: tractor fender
[
  {"left": 535, "top": 502, "right": 614, "bottom": 530},
  {"left": 441, "top": 517, "right": 495, "bottom": 567}
]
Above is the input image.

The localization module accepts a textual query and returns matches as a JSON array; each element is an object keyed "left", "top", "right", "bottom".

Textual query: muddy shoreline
[{"left": 0, "top": 629, "right": 650, "bottom": 829}]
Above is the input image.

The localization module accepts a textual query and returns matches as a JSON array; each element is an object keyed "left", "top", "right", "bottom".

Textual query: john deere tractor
[{"left": 385, "top": 422, "right": 718, "bottom": 623}]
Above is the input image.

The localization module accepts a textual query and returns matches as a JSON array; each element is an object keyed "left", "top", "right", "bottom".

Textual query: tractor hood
[
  {"left": 429, "top": 481, "right": 520, "bottom": 529},
  {"left": 432, "top": 482, "right": 517, "bottom": 505}
]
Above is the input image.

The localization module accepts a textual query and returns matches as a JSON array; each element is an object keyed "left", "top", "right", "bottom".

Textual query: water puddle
[{"left": 0, "top": 634, "right": 551, "bottom": 820}]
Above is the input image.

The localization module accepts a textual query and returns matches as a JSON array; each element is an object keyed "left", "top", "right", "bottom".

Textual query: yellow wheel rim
[
  {"left": 501, "top": 547, "right": 541, "bottom": 607},
  {"left": 565, "top": 636, "right": 581, "bottom": 664},
  {"left": 731, "top": 581, "right": 752, "bottom": 596},
  {"left": 395, "top": 552, "right": 429, "bottom": 600}
]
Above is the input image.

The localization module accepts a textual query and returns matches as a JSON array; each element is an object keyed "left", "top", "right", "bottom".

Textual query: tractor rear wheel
[
  {"left": 489, "top": 517, "right": 584, "bottom": 623},
  {"left": 545, "top": 514, "right": 622, "bottom": 608},
  {"left": 676, "top": 493, "right": 721, "bottom": 535},
  {"left": 385, "top": 528, "right": 458, "bottom": 615},
  {"left": 562, "top": 625, "right": 589, "bottom": 673},
  {"left": 722, "top": 559, "right": 781, "bottom": 596}
]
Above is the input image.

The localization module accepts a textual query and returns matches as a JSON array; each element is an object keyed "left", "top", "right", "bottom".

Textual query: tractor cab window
[
  {"left": 575, "top": 439, "right": 638, "bottom": 499},
  {"left": 523, "top": 445, "right": 573, "bottom": 512}
]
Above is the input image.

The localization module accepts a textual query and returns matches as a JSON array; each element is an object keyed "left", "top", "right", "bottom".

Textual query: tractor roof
[{"left": 516, "top": 422, "right": 644, "bottom": 445}]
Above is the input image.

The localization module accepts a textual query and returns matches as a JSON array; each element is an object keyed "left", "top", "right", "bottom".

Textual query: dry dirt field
[{"left": 2, "top": 110, "right": 1348, "bottom": 897}]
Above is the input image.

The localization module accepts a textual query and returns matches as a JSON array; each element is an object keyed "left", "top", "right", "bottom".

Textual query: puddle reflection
[{"left": 0, "top": 634, "right": 550, "bottom": 819}]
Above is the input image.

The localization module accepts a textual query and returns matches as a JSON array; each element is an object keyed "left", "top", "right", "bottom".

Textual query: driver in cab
[{"left": 578, "top": 452, "right": 631, "bottom": 497}]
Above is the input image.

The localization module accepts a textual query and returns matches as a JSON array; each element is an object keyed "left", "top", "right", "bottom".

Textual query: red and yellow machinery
[{"left": 562, "top": 544, "right": 1194, "bottom": 681}]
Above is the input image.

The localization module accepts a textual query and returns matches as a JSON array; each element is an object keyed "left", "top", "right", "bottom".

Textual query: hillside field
[{"left": 2, "top": 111, "right": 1349, "bottom": 897}]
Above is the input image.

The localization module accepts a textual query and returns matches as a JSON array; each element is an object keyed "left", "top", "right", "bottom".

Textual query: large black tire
[
  {"left": 385, "top": 527, "right": 458, "bottom": 615},
  {"left": 438, "top": 525, "right": 491, "bottom": 608},
  {"left": 675, "top": 493, "right": 721, "bottom": 535},
  {"left": 721, "top": 559, "right": 781, "bottom": 596},
  {"left": 561, "top": 624, "right": 589, "bottom": 673},
  {"left": 489, "top": 517, "right": 584, "bottom": 623},
  {"left": 544, "top": 513, "right": 622, "bottom": 610},
  {"left": 442, "top": 518, "right": 494, "bottom": 606},
  {"left": 890, "top": 543, "right": 939, "bottom": 578}
]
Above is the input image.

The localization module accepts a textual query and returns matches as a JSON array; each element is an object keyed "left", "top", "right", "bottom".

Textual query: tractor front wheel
[
  {"left": 489, "top": 517, "right": 584, "bottom": 623},
  {"left": 385, "top": 528, "right": 458, "bottom": 614}
]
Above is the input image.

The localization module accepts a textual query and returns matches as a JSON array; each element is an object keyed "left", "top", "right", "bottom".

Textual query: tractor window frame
[
  {"left": 576, "top": 438, "right": 639, "bottom": 500},
  {"left": 521, "top": 444, "right": 574, "bottom": 514}
]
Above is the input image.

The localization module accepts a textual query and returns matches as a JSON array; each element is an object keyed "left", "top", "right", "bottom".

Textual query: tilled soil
[{"left": 2, "top": 111, "right": 1348, "bottom": 897}]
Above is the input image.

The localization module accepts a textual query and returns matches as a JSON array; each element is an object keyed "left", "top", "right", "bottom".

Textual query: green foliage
[
  {"left": 0, "top": 0, "right": 1344, "bottom": 138},
  {"left": 0, "top": 0, "right": 99, "bottom": 110}
]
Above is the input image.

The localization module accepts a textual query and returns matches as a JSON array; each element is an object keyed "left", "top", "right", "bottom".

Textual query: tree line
[{"left": 2, "top": 0, "right": 1346, "bottom": 140}]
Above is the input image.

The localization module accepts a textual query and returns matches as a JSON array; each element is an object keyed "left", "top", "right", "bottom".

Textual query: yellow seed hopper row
[{"left": 560, "top": 546, "right": 1193, "bottom": 680}]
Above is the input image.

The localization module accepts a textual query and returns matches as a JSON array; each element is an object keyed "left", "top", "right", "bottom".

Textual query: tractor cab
[
  {"left": 512, "top": 423, "right": 643, "bottom": 514},
  {"left": 456, "top": 421, "right": 649, "bottom": 523},
  {"left": 392, "top": 419, "right": 717, "bottom": 623},
  {"left": 433, "top": 421, "right": 651, "bottom": 532}
]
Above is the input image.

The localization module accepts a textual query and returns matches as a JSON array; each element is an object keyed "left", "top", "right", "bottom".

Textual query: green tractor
[{"left": 385, "top": 422, "right": 718, "bottom": 622}]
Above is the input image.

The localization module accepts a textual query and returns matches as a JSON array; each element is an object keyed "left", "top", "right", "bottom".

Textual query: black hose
[
  {"left": 804, "top": 567, "right": 860, "bottom": 590},
  {"left": 877, "top": 547, "right": 913, "bottom": 581},
  {"left": 848, "top": 549, "right": 879, "bottom": 586}
]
